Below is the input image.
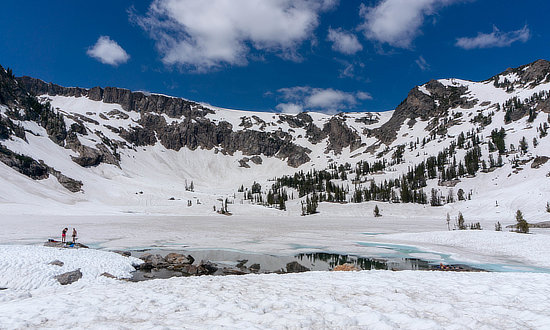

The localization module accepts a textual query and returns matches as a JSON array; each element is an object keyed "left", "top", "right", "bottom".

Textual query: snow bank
[
  {"left": 1, "top": 270, "right": 549, "bottom": 328},
  {"left": 0, "top": 245, "right": 142, "bottom": 291},
  {"left": 372, "top": 230, "right": 550, "bottom": 268}
]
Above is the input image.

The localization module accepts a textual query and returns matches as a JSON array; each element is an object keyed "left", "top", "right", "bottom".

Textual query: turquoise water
[{"left": 355, "top": 241, "right": 550, "bottom": 273}]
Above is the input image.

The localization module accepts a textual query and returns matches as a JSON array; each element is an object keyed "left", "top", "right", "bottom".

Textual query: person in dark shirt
[{"left": 72, "top": 228, "right": 77, "bottom": 244}]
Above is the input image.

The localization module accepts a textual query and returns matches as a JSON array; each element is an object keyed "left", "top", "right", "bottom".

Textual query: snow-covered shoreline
[
  {"left": 2, "top": 266, "right": 550, "bottom": 329},
  {"left": 0, "top": 245, "right": 142, "bottom": 291}
]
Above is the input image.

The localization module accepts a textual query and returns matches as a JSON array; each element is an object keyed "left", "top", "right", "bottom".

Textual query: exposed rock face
[
  {"left": 54, "top": 269, "right": 82, "bottom": 285},
  {"left": 531, "top": 156, "right": 549, "bottom": 169},
  {"left": 0, "top": 66, "right": 31, "bottom": 108},
  {"left": 495, "top": 59, "right": 550, "bottom": 87},
  {"left": 374, "top": 80, "right": 475, "bottom": 144},
  {"left": 49, "top": 169, "right": 83, "bottom": 192},
  {"left": 49, "top": 260, "right": 64, "bottom": 267},
  {"left": 323, "top": 117, "right": 363, "bottom": 154},
  {"left": 0, "top": 145, "right": 49, "bottom": 179},
  {"left": 17, "top": 76, "right": 315, "bottom": 167},
  {"left": 66, "top": 138, "right": 119, "bottom": 168},
  {"left": 119, "top": 113, "right": 311, "bottom": 167},
  {"left": 18, "top": 77, "right": 214, "bottom": 119}
]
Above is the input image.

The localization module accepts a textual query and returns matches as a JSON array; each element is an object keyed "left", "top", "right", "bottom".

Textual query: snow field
[
  {"left": 0, "top": 245, "right": 142, "bottom": 291},
  {"left": 1, "top": 270, "right": 550, "bottom": 329}
]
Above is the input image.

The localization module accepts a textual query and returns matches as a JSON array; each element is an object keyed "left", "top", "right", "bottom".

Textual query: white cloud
[
  {"left": 86, "top": 36, "right": 130, "bottom": 66},
  {"left": 275, "top": 86, "right": 369, "bottom": 113},
  {"left": 356, "top": 91, "right": 372, "bottom": 100},
  {"left": 415, "top": 55, "right": 430, "bottom": 71},
  {"left": 327, "top": 28, "right": 363, "bottom": 54},
  {"left": 133, "top": 0, "right": 338, "bottom": 71},
  {"left": 276, "top": 103, "right": 304, "bottom": 114},
  {"left": 455, "top": 25, "right": 530, "bottom": 50},
  {"left": 358, "top": 0, "right": 460, "bottom": 48}
]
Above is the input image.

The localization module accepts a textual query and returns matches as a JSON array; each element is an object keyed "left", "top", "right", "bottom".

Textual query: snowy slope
[{"left": 0, "top": 60, "right": 549, "bottom": 223}]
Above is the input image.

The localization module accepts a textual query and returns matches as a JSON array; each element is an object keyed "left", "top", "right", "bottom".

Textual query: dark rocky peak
[
  {"left": 516, "top": 59, "right": 550, "bottom": 84},
  {"left": 278, "top": 112, "right": 314, "bottom": 128},
  {"left": 490, "top": 59, "right": 550, "bottom": 88},
  {"left": 16, "top": 76, "right": 215, "bottom": 119},
  {"left": 372, "top": 80, "right": 474, "bottom": 144},
  {"left": 0, "top": 65, "right": 30, "bottom": 108}
]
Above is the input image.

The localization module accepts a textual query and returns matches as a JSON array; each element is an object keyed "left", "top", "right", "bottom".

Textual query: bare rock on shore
[{"left": 54, "top": 269, "right": 82, "bottom": 285}]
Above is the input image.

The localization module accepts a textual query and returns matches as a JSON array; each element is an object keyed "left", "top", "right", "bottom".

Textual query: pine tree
[
  {"left": 457, "top": 212, "right": 466, "bottom": 230},
  {"left": 495, "top": 221, "right": 502, "bottom": 231},
  {"left": 515, "top": 210, "right": 529, "bottom": 233},
  {"left": 457, "top": 188, "right": 465, "bottom": 201},
  {"left": 546, "top": 202, "right": 550, "bottom": 213},
  {"left": 519, "top": 137, "right": 528, "bottom": 154},
  {"left": 373, "top": 205, "right": 381, "bottom": 217}
]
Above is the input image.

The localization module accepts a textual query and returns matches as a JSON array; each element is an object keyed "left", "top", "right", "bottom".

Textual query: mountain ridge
[{"left": 1, "top": 60, "right": 549, "bottom": 218}]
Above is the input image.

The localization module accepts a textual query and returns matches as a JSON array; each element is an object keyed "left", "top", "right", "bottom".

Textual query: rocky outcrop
[
  {"left": 49, "top": 169, "right": 83, "bottom": 192},
  {"left": 0, "top": 65, "right": 31, "bottom": 108},
  {"left": 494, "top": 59, "right": 550, "bottom": 88},
  {"left": 531, "top": 156, "right": 549, "bottom": 169},
  {"left": 119, "top": 113, "right": 311, "bottom": 167},
  {"left": 373, "top": 80, "right": 475, "bottom": 144},
  {"left": 65, "top": 133, "right": 119, "bottom": 168},
  {"left": 323, "top": 117, "right": 363, "bottom": 154},
  {"left": 0, "top": 145, "right": 83, "bottom": 192},
  {"left": 17, "top": 76, "right": 214, "bottom": 119},
  {"left": 0, "top": 114, "right": 26, "bottom": 140},
  {"left": 0, "top": 145, "right": 49, "bottom": 179}
]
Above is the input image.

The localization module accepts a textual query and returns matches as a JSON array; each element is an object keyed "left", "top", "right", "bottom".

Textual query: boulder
[
  {"left": 139, "top": 253, "right": 168, "bottom": 269},
  {"left": 236, "top": 259, "right": 248, "bottom": 269},
  {"left": 198, "top": 261, "right": 218, "bottom": 275},
  {"left": 333, "top": 263, "right": 359, "bottom": 271},
  {"left": 285, "top": 261, "right": 310, "bottom": 273},
  {"left": 49, "top": 260, "right": 64, "bottom": 267},
  {"left": 249, "top": 263, "right": 261, "bottom": 272},
  {"left": 100, "top": 272, "right": 116, "bottom": 279},
  {"left": 54, "top": 269, "right": 82, "bottom": 285},
  {"left": 165, "top": 253, "right": 193, "bottom": 265}
]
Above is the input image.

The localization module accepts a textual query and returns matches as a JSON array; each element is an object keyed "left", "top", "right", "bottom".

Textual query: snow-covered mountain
[{"left": 1, "top": 60, "right": 549, "bottom": 220}]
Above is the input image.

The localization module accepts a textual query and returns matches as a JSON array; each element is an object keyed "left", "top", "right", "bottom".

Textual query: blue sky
[{"left": 0, "top": 0, "right": 548, "bottom": 113}]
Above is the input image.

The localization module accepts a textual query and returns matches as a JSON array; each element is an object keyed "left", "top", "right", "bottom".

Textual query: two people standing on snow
[{"left": 61, "top": 227, "right": 77, "bottom": 244}]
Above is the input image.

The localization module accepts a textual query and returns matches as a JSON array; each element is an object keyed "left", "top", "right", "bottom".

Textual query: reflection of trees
[
  {"left": 295, "top": 252, "right": 442, "bottom": 271},
  {"left": 296, "top": 252, "right": 390, "bottom": 270}
]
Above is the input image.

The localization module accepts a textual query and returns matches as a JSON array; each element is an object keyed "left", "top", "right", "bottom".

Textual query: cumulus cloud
[
  {"left": 415, "top": 55, "right": 430, "bottom": 71},
  {"left": 133, "top": 0, "right": 338, "bottom": 71},
  {"left": 276, "top": 103, "right": 304, "bottom": 114},
  {"left": 275, "top": 86, "right": 370, "bottom": 113},
  {"left": 86, "top": 36, "right": 130, "bottom": 66},
  {"left": 327, "top": 28, "right": 363, "bottom": 54},
  {"left": 358, "top": 0, "right": 460, "bottom": 48},
  {"left": 455, "top": 25, "right": 530, "bottom": 49}
]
